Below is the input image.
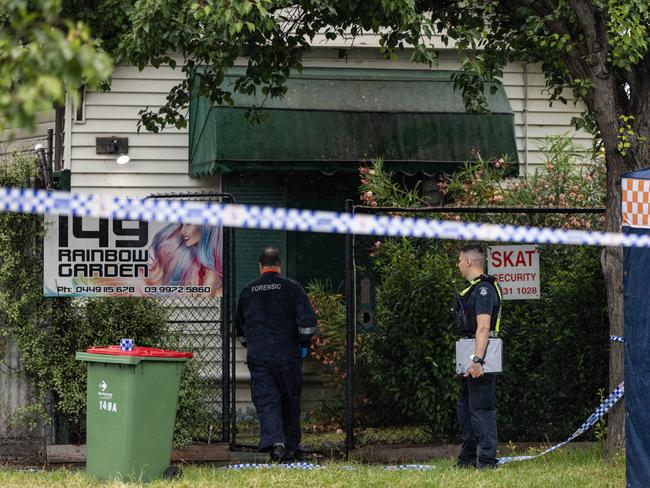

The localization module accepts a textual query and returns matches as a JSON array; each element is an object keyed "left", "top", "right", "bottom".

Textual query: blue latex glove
[{"left": 300, "top": 346, "right": 309, "bottom": 359}]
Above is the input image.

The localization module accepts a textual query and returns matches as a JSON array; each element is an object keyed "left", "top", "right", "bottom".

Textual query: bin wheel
[{"left": 163, "top": 465, "right": 182, "bottom": 479}]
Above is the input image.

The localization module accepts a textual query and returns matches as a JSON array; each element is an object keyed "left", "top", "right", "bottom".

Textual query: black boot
[
  {"left": 269, "top": 443, "right": 286, "bottom": 463},
  {"left": 283, "top": 448, "right": 303, "bottom": 463}
]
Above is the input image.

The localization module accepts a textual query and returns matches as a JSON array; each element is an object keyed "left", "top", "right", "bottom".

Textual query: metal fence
[
  {"left": 0, "top": 335, "right": 48, "bottom": 463},
  {"left": 146, "top": 191, "right": 234, "bottom": 445},
  {"left": 342, "top": 201, "right": 607, "bottom": 455}
]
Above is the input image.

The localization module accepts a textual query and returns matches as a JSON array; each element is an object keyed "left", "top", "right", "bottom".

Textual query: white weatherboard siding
[
  {"left": 0, "top": 111, "right": 55, "bottom": 156},
  {"left": 69, "top": 49, "right": 592, "bottom": 199},
  {"left": 68, "top": 63, "right": 219, "bottom": 197},
  {"left": 66, "top": 47, "right": 591, "bottom": 415}
]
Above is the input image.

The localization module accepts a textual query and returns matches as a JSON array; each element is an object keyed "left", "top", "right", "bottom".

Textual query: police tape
[
  {"left": 610, "top": 335, "right": 624, "bottom": 343},
  {"left": 2, "top": 186, "right": 650, "bottom": 247},
  {"left": 497, "top": 381, "right": 625, "bottom": 465},
  {"left": 218, "top": 381, "right": 626, "bottom": 471},
  {"left": 224, "top": 462, "right": 323, "bottom": 470},
  {"left": 223, "top": 462, "right": 435, "bottom": 471}
]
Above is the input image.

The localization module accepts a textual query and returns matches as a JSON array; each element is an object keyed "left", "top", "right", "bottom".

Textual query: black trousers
[
  {"left": 248, "top": 355, "right": 302, "bottom": 451},
  {"left": 457, "top": 373, "right": 498, "bottom": 467}
]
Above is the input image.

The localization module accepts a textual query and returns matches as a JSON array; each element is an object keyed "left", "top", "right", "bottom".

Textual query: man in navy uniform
[
  {"left": 453, "top": 243, "right": 502, "bottom": 469},
  {"left": 235, "top": 247, "right": 317, "bottom": 462}
]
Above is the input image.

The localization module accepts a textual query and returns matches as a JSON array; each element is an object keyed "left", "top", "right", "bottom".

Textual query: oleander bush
[{"left": 312, "top": 136, "right": 609, "bottom": 442}]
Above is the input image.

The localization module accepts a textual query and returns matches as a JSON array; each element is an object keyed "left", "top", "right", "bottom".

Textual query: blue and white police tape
[
  {"left": 222, "top": 383, "right": 626, "bottom": 471},
  {"left": 3, "top": 186, "right": 650, "bottom": 248},
  {"left": 223, "top": 462, "right": 435, "bottom": 471},
  {"left": 497, "top": 381, "right": 625, "bottom": 465},
  {"left": 383, "top": 464, "right": 436, "bottom": 471},
  {"left": 610, "top": 335, "right": 624, "bottom": 343},
  {"left": 224, "top": 462, "right": 323, "bottom": 470}
]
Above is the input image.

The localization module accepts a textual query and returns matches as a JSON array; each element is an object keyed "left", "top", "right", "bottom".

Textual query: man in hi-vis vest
[{"left": 452, "top": 243, "right": 503, "bottom": 469}]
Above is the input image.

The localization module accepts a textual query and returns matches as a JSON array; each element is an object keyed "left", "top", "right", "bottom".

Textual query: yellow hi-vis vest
[{"left": 457, "top": 274, "right": 503, "bottom": 335}]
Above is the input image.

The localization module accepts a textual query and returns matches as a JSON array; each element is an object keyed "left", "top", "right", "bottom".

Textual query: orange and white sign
[
  {"left": 622, "top": 177, "right": 650, "bottom": 228},
  {"left": 488, "top": 245, "right": 540, "bottom": 300}
]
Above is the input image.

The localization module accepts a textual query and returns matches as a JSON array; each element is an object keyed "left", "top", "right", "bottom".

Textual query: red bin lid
[{"left": 86, "top": 345, "right": 193, "bottom": 359}]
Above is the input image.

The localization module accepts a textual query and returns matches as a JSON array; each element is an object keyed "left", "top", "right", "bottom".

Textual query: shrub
[
  {"left": 351, "top": 135, "right": 609, "bottom": 441},
  {"left": 365, "top": 238, "right": 459, "bottom": 439},
  {"left": 0, "top": 153, "right": 209, "bottom": 447}
]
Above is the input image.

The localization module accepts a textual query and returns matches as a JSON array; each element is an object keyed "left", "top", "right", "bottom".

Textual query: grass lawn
[{"left": 0, "top": 445, "right": 624, "bottom": 487}]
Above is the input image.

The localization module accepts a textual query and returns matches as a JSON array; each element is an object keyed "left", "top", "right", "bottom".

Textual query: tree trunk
[
  {"left": 602, "top": 247, "right": 624, "bottom": 459},
  {"left": 601, "top": 142, "right": 626, "bottom": 459},
  {"left": 600, "top": 115, "right": 649, "bottom": 459},
  {"left": 592, "top": 96, "right": 625, "bottom": 458}
]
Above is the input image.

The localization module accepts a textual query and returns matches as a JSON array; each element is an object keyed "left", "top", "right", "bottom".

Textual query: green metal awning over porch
[{"left": 189, "top": 68, "right": 518, "bottom": 177}]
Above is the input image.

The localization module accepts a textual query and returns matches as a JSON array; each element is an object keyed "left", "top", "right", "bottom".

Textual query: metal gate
[{"left": 145, "top": 191, "right": 235, "bottom": 445}]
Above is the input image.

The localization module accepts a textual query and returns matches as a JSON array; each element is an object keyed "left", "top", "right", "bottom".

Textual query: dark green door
[{"left": 224, "top": 173, "right": 288, "bottom": 296}]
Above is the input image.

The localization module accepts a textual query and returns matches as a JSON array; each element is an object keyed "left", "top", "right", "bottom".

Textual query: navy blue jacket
[{"left": 235, "top": 271, "right": 317, "bottom": 356}]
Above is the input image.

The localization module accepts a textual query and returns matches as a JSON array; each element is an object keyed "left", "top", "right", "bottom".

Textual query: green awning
[{"left": 189, "top": 68, "right": 518, "bottom": 177}]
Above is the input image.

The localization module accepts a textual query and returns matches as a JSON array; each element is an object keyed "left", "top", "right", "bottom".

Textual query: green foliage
[
  {"left": 443, "top": 135, "right": 606, "bottom": 228},
  {"left": 173, "top": 361, "right": 212, "bottom": 447},
  {"left": 359, "top": 160, "right": 426, "bottom": 208},
  {"left": 88, "top": 0, "right": 648, "bottom": 159},
  {"left": 307, "top": 280, "right": 395, "bottom": 430},
  {"left": 496, "top": 245, "right": 608, "bottom": 441},
  {"left": 0, "top": 0, "right": 113, "bottom": 135},
  {"left": 308, "top": 281, "right": 346, "bottom": 392},
  {"left": 14, "top": 297, "right": 164, "bottom": 439},
  {"left": 607, "top": 0, "right": 649, "bottom": 70},
  {"left": 617, "top": 114, "right": 647, "bottom": 157},
  {"left": 365, "top": 238, "right": 459, "bottom": 439},
  {"left": 0, "top": 153, "right": 209, "bottom": 447},
  {"left": 350, "top": 138, "right": 609, "bottom": 441}
]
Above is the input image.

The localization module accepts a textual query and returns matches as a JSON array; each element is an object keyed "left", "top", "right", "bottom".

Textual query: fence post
[
  {"left": 222, "top": 197, "right": 232, "bottom": 448},
  {"left": 344, "top": 199, "right": 355, "bottom": 458}
]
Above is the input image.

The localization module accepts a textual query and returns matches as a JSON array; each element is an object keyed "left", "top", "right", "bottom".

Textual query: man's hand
[{"left": 464, "top": 362, "right": 484, "bottom": 378}]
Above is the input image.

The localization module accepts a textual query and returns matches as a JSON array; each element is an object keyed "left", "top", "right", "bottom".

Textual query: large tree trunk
[
  {"left": 602, "top": 240, "right": 624, "bottom": 459},
  {"left": 600, "top": 101, "right": 649, "bottom": 459},
  {"left": 590, "top": 83, "right": 631, "bottom": 460}
]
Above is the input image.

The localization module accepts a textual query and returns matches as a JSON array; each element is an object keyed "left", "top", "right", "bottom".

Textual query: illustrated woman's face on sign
[{"left": 181, "top": 224, "right": 201, "bottom": 247}]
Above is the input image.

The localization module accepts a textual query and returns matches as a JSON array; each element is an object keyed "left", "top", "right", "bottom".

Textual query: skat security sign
[{"left": 487, "top": 245, "right": 540, "bottom": 300}]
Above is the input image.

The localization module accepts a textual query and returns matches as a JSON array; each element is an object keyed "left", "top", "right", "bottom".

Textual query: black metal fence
[
  {"left": 343, "top": 201, "right": 607, "bottom": 456},
  {"left": 145, "top": 192, "right": 235, "bottom": 445}
]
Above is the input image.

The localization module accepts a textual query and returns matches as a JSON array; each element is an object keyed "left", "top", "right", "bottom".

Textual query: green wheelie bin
[{"left": 75, "top": 345, "right": 193, "bottom": 482}]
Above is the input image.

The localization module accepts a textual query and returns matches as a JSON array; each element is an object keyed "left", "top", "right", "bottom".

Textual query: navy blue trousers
[
  {"left": 248, "top": 353, "right": 302, "bottom": 451},
  {"left": 457, "top": 374, "right": 498, "bottom": 467}
]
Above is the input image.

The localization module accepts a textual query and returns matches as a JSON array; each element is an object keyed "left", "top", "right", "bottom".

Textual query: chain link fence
[
  {"left": 340, "top": 203, "right": 609, "bottom": 453},
  {"left": 0, "top": 335, "right": 48, "bottom": 463},
  {"left": 146, "top": 192, "right": 233, "bottom": 445}
]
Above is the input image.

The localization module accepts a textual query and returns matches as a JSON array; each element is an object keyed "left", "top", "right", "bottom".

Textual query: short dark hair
[
  {"left": 460, "top": 243, "right": 484, "bottom": 256},
  {"left": 459, "top": 243, "right": 485, "bottom": 269},
  {"left": 258, "top": 247, "right": 282, "bottom": 267}
]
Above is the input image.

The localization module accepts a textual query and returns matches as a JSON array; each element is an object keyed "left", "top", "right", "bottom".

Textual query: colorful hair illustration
[{"left": 148, "top": 223, "right": 223, "bottom": 287}]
